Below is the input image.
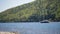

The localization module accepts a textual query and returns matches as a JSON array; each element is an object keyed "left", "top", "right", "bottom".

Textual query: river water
[{"left": 0, "top": 22, "right": 60, "bottom": 34}]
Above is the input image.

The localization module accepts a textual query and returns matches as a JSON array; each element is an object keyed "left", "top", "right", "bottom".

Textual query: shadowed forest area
[{"left": 0, "top": 0, "right": 60, "bottom": 22}]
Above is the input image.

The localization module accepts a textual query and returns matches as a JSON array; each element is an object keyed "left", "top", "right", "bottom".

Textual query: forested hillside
[{"left": 0, "top": 0, "right": 60, "bottom": 22}]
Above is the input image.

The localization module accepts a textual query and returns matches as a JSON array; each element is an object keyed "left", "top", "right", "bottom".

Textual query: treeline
[{"left": 0, "top": 0, "right": 60, "bottom": 22}]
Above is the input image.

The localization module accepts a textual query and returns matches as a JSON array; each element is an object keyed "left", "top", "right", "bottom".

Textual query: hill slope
[{"left": 0, "top": 0, "right": 60, "bottom": 22}]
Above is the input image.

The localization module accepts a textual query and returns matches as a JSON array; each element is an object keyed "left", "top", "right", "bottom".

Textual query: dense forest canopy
[{"left": 0, "top": 0, "right": 60, "bottom": 22}]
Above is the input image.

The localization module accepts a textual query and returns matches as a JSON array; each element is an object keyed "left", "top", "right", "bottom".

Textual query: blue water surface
[{"left": 0, "top": 22, "right": 60, "bottom": 34}]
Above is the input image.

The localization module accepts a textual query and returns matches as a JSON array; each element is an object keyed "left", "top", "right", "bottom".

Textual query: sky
[{"left": 0, "top": 0, "right": 35, "bottom": 12}]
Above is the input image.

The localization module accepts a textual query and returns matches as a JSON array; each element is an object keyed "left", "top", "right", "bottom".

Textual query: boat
[
  {"left": 40, "top": 20, "right": 49, "bottom": 23},
  {"left": 39, "top": 1, "right": 50, "bottom": 23}
]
